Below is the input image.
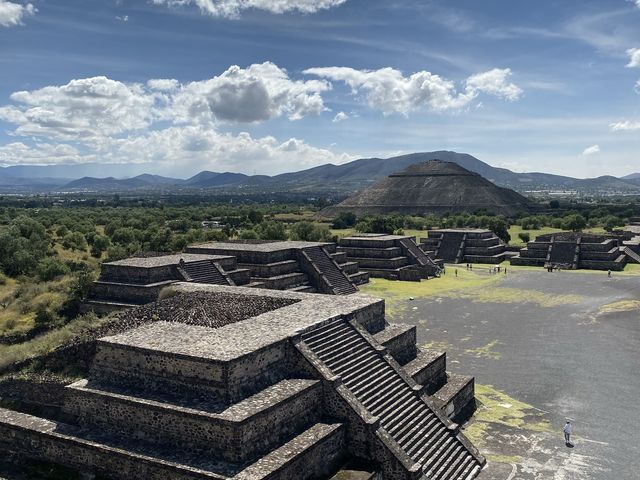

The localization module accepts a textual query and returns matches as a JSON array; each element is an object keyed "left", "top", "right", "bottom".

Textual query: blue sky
[{"left": 0, "top": 0, "right": 640, "bottom": 178}]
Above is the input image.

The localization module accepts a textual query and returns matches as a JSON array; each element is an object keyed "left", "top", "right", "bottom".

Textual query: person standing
[
  {"left": 607, "top": 269, "right": 611, "bottom": 278},
  {"left": 563, "top": 420, "right": 573, "bottom": 445}
]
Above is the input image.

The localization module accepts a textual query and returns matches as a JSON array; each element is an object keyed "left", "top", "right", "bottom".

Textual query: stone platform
[
  {"left": 186, "top": 240, "right": 369, "bottom": 294},
  {"left": 84, "top": 253, "right": 253, "bottom": 313},
  {"left": 510, "top": 233, "right": 629, "bottom": 271},
  {"left": 337, "top": 234, "right": 442, "bottom": 281},
  {"left": 0, "top": 284, "right": 484, "bottom": 480},
  {"left": 420, "top": 229, "right": 509, "bottom": 265}
]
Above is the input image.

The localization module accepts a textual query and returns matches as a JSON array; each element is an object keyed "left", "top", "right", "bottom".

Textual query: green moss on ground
[
  {"left": 464, "top": 340, "right": 503, "bottom": 360},
  {"left": 464, "top": 384, "right": 552, "bottom": 450}
]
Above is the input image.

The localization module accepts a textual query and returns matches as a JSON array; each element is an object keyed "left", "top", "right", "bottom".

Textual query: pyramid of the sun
[{"left": 323, "top": 160, "right": 531, "bottom": 217}]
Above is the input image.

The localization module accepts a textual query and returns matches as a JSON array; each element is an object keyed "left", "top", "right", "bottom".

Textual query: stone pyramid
[{"left": 323, "top": 160, "right": 531, "bottom": 216}]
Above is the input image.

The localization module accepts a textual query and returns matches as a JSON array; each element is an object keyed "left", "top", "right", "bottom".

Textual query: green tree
[
  {"left": 62, "top": 231, "right": 88, "bottom": 251},
  {"left": 562, "top": 214, "right": 587, "bottom": 232},
  {"left": 90, "top": 235, "right": 111, "bottom": 258},
  {"left": 332, "top": 212, "right": 357, "bottom": 229}
]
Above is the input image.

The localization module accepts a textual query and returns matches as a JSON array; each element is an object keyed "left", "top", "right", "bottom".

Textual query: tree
[
  {"left": 37, "top": 257, "right": 71, "bottom": 281},
  {"left": 487, "top": 217, "right": 511, "bottom": 243},
  {"left": 290, "top": 221, "right": 332, "bottom": 242},
  {"left": 518, "top": 232, "right": 531, "bottom": 243},
  {"left": 256, "top": 221, "right": 287, "bottom": 240},
  {"left": 90, "top": 235, "right": 111, "bottom": 258},
  {"left": 562, "top": 214, "right": 587, "bottom": 232},
  {"left": 62, "top": 231, "right": 88, "bottom": 251},
  {"left": 549, "top": 200, "right": 560, "bottom": 209},
  {"left": 332, "top": 212, "right": 357, "bottom": 229},
  {"left": 603, "top": 215, "right": 624, "bottom": 232}
]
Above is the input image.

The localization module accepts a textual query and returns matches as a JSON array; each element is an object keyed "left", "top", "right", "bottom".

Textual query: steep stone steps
[
  {"left": 0, "top": 408, "right": 345, "bottom": 480},
  {"left": 301, "top": 247, "right": 357, "bottom": 295},
  {"left": 181, "top": 260, "right": 233, "bottom": 285},
  {"left": 299, "top": 319, "right": 482, "bottom": 479},
  {"left": 623, "top": 246, "right": 640, "bottom": 264},
  {"left": 63, "top": 378, "right": 322, "bottom": 463},
  {"left": 399, "top": 237, "right": 441, "bottom": 274}
]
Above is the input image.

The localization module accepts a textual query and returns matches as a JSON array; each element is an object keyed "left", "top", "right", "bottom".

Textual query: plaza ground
[{"left": 361, "top": 264, "right": 640, "bottom": 480}]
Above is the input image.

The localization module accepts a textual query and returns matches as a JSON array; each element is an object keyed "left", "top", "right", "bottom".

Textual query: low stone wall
[
  {"left": 337, "top": 246, "right": 403, "bottom": 259},
  {"left": 89, "top": 281, "right": 175, "bottom": 304},
  {"left": 351, "top": 257, "right": 409, "bottom": 269},
  {"left": 0, "top": 410, "right": 228, "bottom": 480},
  {"left": 579, "top": 259, "right": 626, "bottom": 271},
  {"left": 374, "top": 325, "right": 417, "bottom": 365},
  {"left": 63, "top": 379, "right": 322, "bottom": 463},
  {"left": 186, "top": 246, "right": 294, "bottom": 264},
  {"left": 239, "top": 261, "right": 298, "bottom": 278}
]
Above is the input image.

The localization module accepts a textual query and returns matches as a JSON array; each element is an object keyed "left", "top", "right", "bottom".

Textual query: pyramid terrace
[{"left": 0, "top": 283, "right": 484, "bottom": 480}]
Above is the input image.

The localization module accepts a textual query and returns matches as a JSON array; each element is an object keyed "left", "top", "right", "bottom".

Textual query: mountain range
[{"left": 1, "top": 151, "right": 639, "bottom": 195}]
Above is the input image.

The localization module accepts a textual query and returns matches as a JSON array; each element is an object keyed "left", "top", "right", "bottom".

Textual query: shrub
[
  {"left": 239, "top": 229, "right": 259, "bottom": 240},
  {"left": 37, "top": 257, "right": 71, "bottom": 281},
  {"left": 62, "top": 231, "right": 88, "bottom": 251},
  {"left": 106, "top": 245, "right": 129, "bottom": 262},
  {"left": 518, "top": 232, "right": 530, "bottom": 243}
]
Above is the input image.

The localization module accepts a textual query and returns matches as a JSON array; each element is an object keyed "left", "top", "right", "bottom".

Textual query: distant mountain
[
  {"left": 268, "top": 151, "right": 639, "bottom": 193},
  {"left": 5, "top": 150, "right": 640, "bottom": 195},
  {"left": 62, "top": 174, "right": 181, "bottom": 191}
]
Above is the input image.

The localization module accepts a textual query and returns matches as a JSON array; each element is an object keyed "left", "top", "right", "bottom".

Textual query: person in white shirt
[{"left": 563, "top": 420, "right": 573, "bottom": 445}]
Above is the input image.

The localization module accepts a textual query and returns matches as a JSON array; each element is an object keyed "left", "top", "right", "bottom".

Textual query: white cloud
[
  {"left": 152, "top": 0, "right": 345, "bottom": 18},
  {"left": 116, "top": 15, "right": 129, "bottom": 22},
  {"left": 303, "top": 66, "right": 521, "bottom": 115},
  {"left": 465, "top": 68, "right": 523, "bottom": 101},
  {"left": 582, "top": 144, "right": 600, "bottom": 156},
  {"left": 610, "top": 120, "right": 640, "bottom": 131},
  {"left": 0, "top": 142, "right": 89, "bottom": 165},
  {"left": 147, "top": 78, "right": 180, "bottom": 91},
  {"left": 172, "top": 62, "right": 330, "bottom": 123},
  {"left": 0, "top": 63, "right": 329, "bottom": 144},
  {"left": 0, "top": 126, "right": 354, "bottom": 172},
  {"left": 332, "top": 111, "right": 349, "bottom": 122},
  {"left": 0, "top": 1, "right": 35, "bottom": 27},
  {"left": 0, "top": 76, "right": 158, "bottom": 141},
  {"left": 0, "top": 65, "right": 350, "bottom": 172},
  {"left": 626, "top": 48, "right": 640, "bottom": 68}
]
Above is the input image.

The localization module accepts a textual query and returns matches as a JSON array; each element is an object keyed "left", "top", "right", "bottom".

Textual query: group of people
[{"left": 488, "top": 265, "right": 506, "bottom": 275}]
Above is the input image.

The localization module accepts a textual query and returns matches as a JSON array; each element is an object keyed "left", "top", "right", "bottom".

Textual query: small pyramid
[{"left": 323, "top": 160, "right": 531, "bottom": 216}]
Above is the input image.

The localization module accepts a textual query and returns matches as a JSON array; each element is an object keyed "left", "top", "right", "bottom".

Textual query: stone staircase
[
  {"left": 399, "top": 238, "right": 442, "bottom": 276},
  {"left": 435, "top": 233, "right": 466, "bottom": 264},
  {"left": 299, "top": 319, "right": 482, "bottom": 480},
  {"left": 179, "top": 260, "right": 234, "bottom": 285},
  {"left": 623, "top": 246, "right": 640, "bottom": 264},
  {"left": 300, "top": 246, "right": 358, "bottom": 295}
]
